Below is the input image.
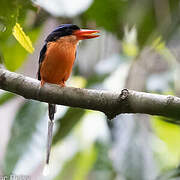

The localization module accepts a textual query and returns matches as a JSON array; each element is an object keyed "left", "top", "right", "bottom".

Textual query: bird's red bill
[{"left": 73, "top": 29, "right": 100, "bottom": 40}]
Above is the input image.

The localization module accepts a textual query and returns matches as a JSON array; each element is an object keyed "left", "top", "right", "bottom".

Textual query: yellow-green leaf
[
  {"left": 122, "top": 27, "right": 139, "bottom": 57},
  {"left": 12, "top": 23, "right": 34, "bottom": 54},
  {"left": 152, "top": 116, "right": 180, "bottom": 168},
  {"left": 152, "top": 36, "right": 165, "bottom": 51}
]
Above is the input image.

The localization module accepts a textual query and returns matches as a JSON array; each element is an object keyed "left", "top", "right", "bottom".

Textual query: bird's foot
[
  {"left": 59, "top": 82, "right": 65, "bottom": 87},
  {"left": 41, "top": 80, "right": 45, "bottom": 87}
]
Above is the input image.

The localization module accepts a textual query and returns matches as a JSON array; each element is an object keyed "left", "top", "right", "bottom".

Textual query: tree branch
[{"left": 0, "top": 68, "right": 180, "bottom": 119}]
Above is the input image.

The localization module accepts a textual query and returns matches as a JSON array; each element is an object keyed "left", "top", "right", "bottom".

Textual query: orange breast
[{"left": 40, "top": 36, "right": 78, "bottom": 86}]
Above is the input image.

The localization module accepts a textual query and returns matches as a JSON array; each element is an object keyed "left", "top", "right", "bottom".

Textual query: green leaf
[
  {"left": 86, "top": 74, "right": 109, "bottom": 88},
  {"left": 84, "top": 0, "right": 125, "bottom": 38},
  {"left": 73, "top": 145, "right": 97, "bottom": 180},
  {"left": 53, "top": 108, "right": 86, "bottom": 144},
  {"left": 12, "top": 23, "right": 34, "bottom": 53},
  {"left": 1, "top": 25, "right": 41, "bottom": 71},
  {"left": 152, "top": 116, "right": 180, "bottom": 169},
  {"left": 0, "top": 0, "right": 38, "bottom": 71},
  {"left": 156, "top": 167, "right": 180, "bottom": 180},
  {"left": 89, "top": 141, "right": 115, "bottom": 180},
  {"left": 0, "top": 0, "right": 34, "bottom": 39},
  {"left": 84, "top": 0, "right": 180, "bottom": 47},
  {"left": 122, "top": 27, "right": 139, "bottom": 57},
  {"left": 0, "top": 92, "right": 15, "bottom": 105},
  {"left": 152, "top": 37, "right": 166, "bottom": 51},
  {"left": 2, "top": 100, "right": 46, "bottom": 175},
  {"left": 54, "top": 145, "right": 97, "bottom": 180},
  {"left": 0, "top": 50, "right": 4, "bottom": 64}
]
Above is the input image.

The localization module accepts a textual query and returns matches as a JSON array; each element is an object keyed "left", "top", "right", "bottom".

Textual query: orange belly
[{"left": 40, "top": 40, "right": 77, "bottom": 86}]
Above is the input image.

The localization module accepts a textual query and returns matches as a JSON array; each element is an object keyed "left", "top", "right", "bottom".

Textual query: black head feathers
[{"left": 45, "top": 24, "right": 80, "bottom": 42}]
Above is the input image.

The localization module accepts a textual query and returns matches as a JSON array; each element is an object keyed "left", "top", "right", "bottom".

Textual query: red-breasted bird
[{"left": 37, "top": 24, "right": 100, "bottom": 166}]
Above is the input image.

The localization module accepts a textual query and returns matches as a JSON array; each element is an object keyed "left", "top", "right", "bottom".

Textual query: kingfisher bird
[{"left": 37, "top": 24, "right": 100, "bottom": 165}]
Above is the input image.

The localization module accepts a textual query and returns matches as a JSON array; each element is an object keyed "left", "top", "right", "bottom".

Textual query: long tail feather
[
  {"left": 46, "top": 104, "right": 56, "bottom": 164},
  {"left": 48, "top": 104, "right": 56, "bottom": 121}
]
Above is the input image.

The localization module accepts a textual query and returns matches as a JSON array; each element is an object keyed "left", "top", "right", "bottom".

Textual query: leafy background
[{"left": 0, "top": 0, "right": 180, "bottom": 179}]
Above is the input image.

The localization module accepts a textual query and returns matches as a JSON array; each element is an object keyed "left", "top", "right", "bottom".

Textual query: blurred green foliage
[
  {"left": 53, "top": 108, "right": 86, "bottom": 144},
  {"left": 157, "top": 167, "right": 180, "bottom": 180},
  {"left": 0, "top": 92, "right": 15, "bottom": 105},
  {"left": 0, "top": 0, "right": 38, "bottom": 71},
  {"left": 91, "top": 141, "right": 115, "bottom": 180},
  {"left": 0, "top": 0, "right": 180, "bottom": 179},
  {"left": 54, "top": 145, "right": 97, "bottom": 180},
  {"left": 1, "top": 26, "right": 41, "bottom": 71},
  {"left": 3, "top": 101, "right": 46, "bottom": 175},
  {"left": 0, "top": 0, "right": 34, "bottom": 39},
  {"left": 152, "top": 116, "right": 180, "bottom": 169},
  {"left": 84, "top": 0, "right": 180, "bottom": 47}
]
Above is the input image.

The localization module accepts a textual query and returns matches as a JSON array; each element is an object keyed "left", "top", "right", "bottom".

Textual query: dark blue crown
[{"left": 45, "top": 24, "right": 80, "bottom": 42}]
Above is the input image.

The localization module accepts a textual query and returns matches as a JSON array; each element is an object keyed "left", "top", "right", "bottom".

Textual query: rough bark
[{"left": 0, "top": 68, "right": 180, "bottom": 119}]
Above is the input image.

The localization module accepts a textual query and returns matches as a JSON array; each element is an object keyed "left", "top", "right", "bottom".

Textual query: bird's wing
[{"left": 37, "top": 44, "right": 47, "bottom": 80}]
